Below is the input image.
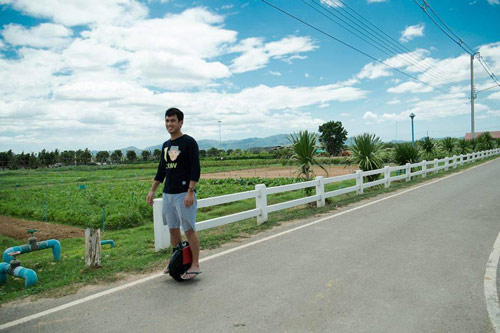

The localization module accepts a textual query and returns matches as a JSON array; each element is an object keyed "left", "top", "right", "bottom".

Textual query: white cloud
[
  {"left": 387, "top": 81, "right": 433, "bottom": 94},
  {"left": 2, "top": 23, "right": 73, "bottom": 48},
  {"left": 340, "top": 113, "right": 350, "bottom": 117},
  {"left": 400, "top": 24, "right": 425, "bottom": 43},
  {"left": 387, "top": 98, "right": 401, "bottom": 105},
  {"left": 357, "top": 62, "right": 392, "bottom": 80},
  {"left": 230, "top": 36, "right": 316, "bottom": 73},
  {"left": 488, "top": 0, "right": 499, "bottom": 5},
  {"left": 363, "top": 112, "right": 378, "bottom": 120},
  {"left": 2, "top": 0, "right": 148, "bottom": 27},
  {"left": 269, "top": 71, "right": 282, "bottom": 76},
  {"left": 364, "top": 92, "right": 474, "bottom": 124},
  {"left": 487, "top": 91, "right": 500, "bottom": 100},
  {"left": 305, "top": 73, "right": 310, "bottom": 78},
  {"left": 282, "top": 54, "right": 307, "bottom": 64}
]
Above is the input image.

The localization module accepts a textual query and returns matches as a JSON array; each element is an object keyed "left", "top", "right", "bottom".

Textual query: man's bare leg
[
  {"left": 183, "top": 229, "right": 201, "bottom": 279},
  {"left": 169, "top": 228, "right": 182, "bottom": 248},
  {"left": 163, "top": 228, "right": 182, "bottom": 274}
]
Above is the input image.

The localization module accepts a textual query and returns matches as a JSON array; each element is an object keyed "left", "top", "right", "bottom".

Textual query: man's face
[{"left": 165, "top": 115, "right": 182, "bottom": 134}]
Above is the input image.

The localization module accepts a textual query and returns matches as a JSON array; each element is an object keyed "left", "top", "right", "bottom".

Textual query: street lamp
[{"left": 409, "top": 113, "right": 415, "bottom": 146}]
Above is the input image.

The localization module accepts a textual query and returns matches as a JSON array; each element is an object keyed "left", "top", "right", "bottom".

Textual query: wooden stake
[{"left": 85, "top": 228, "right": 101, "bottom": 268}]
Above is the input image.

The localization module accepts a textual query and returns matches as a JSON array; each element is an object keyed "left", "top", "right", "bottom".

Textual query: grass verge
[{"left": 1, "top": 156, "right": 498, "bottom": 304}]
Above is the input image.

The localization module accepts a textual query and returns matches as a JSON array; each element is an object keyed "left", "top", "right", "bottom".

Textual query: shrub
[
  {"left": 393, "top": 143, "right": 421, "bottom": 165},
  {"left": 349, "top": 133, "right": 383, "bottom": 181}
]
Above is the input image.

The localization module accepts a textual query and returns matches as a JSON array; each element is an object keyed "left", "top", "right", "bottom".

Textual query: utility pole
[
  {"left": 395, "top": 121, "right": 398, "bottom": 142},
  {"left": 470, "top": 53, "right": 476, "bottom": 140},
  {"left": 218, "top": 120, "right": 222, "bottom": 150}
]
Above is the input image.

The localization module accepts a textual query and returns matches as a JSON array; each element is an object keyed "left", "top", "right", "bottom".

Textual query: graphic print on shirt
[{"left": 164, "top": 146, "right": 180, "bottom": 169}]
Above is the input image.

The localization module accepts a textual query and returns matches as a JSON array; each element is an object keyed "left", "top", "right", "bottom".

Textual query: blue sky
[{"left": 1, "top": 0, "right": 499, "bottom": 153}]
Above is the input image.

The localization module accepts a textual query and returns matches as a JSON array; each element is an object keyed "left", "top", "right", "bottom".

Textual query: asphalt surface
[{"left": 1, "top": 158, "right": 500, "bottom": 332}]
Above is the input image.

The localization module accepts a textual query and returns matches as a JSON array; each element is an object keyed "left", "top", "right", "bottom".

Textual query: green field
[{"left": 1, "top": 156, "right": 496, "bottom": 303}]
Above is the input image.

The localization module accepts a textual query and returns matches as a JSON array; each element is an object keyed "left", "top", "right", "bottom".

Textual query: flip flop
[
  {"left": 162, "top": 266, "right": 169, "bottom": 274},
  {"left": 181, "top": 271, "right": 202, "bottom": 280}
]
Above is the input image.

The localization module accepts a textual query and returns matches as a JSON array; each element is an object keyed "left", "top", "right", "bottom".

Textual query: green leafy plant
[
  {"left": 457, "top": 139, "right": 469, "bottom": 154},
  {"left": 318, "top": 121, "right": 348, "bottom": 156},
  {"left": 477, "top": 131, "right": 495, "bottom": 150},
  {"left": 393, "top": 143, "right": 421, "bottom": 165},
  {"left": 440, "top": 137, "right": 456, "bottom": 154},
  {"left": 288, "top": 130, "right": 327, "bottom": 181},
  {"left": 348, "top": 133, "right": 383, "bottom": 181},
  {"left": 418, "top": 136, "right": 435, "bottom": 160}
]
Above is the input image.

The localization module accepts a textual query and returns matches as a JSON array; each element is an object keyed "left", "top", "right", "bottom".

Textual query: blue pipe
[
  {"left": 0, "top": 262, "right": 37, "bottom": 288},
  {"left": 2, "top": 239, "right": 61, "bottom": 263},
  {"left": 100, "top": 240, "right": 115, "bottom": 248}
]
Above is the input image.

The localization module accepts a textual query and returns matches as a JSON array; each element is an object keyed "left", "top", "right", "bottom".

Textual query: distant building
[{"left": 464, "top": 131, "right": 500, "bottom": 140}]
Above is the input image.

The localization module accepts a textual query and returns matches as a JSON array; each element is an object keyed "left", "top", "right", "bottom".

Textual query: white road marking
[
  {"left": 485, "top": 231, "right": 500, "bottom": 332},
  {"left": 1, "top": 158, "right": 498, "bottom": 331}
]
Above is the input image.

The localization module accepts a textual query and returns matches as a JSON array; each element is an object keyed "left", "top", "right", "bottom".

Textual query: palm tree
[
  {"left": 457, "top": 139, "right": 469, "bottom": 154},
  {"left": 477, "top": 131, "right": 494, "bottom": 150},
  {"left": 394, "top": 143, "right": 421, "bottom": 165},
  {"left": 349, "top": 133, "right": 383, "bottom": 181},
  {"left": 288, "top": 130, "right": 327, "bottom": 181},
  {"left": 440, "top": 137, "right": 456, "bottom": 154},
  {"left": 418, "top": 136, "right": 435, "bottom": 160}
]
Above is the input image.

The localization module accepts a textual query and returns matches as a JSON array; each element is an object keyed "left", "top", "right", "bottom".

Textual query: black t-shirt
[{"left": 154, "top": 134, "right": 201, "bottom": 194}]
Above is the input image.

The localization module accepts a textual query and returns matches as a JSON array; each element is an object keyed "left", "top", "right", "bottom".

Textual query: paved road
[{"left": 2, "top": 158, "right": 500, "bottom": 332}]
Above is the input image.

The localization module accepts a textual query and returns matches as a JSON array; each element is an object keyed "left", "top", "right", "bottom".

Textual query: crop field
[{"left": 0, "top": 160, "right": 353, "bottom": 231}]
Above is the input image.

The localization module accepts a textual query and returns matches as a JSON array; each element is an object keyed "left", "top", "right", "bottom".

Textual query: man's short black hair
[{"left": 165, "top": 108, "right": 184, "bottom": 121}]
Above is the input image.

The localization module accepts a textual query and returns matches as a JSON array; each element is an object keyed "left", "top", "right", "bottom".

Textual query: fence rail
[{"left": 153, "top": 149, "right": 500, "bottom": 251}]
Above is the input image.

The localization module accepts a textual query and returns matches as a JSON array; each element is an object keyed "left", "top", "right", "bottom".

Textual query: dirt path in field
[
  {"left": 201, "top": 165, "right": 357, "bottom": 179},
  {"left": 0, "top": 216, "right": 84, "bottom": 241}
]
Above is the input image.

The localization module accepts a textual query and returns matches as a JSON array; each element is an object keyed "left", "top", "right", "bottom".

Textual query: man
[{"left": 146, "top": 107, "right": 201, "bottom": 280}]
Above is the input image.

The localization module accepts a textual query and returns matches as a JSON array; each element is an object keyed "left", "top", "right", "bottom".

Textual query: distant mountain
[
  {"left": 91, "top": 146, "right": 142, "bottom": 156},
  {"left": 143, "top": 134, "right": 291, "bottom": 152},
  {"left": 92, "top": 134, "right": 418, "bottom": 155}
]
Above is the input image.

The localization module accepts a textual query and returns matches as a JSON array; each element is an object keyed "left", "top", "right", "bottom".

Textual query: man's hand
[
  {"left": 146, "top": 190, "right": 155, "bottom": 206},
  {"left": 184, "top": 191, "right": 194, "bottom": 207}
]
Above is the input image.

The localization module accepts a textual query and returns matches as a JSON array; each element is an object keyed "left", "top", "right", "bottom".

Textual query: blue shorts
[{"left": 162, "top": 192, "right": 197, "bottom": 232}]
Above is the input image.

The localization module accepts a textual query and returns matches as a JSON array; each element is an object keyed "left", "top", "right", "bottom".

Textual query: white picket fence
[{"left": 153, "top": 148, "right": 500, "bottom": 251}]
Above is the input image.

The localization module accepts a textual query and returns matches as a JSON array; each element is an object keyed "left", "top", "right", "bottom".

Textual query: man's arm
[
  {"left": 146, "top": 180, "right": 161, "bottom": 206},
  {"left": 147, "top": 144, "right": 166, "bottom": 206},
  {"left": 184, "top": 138, "right": 200, "bottom": 207}
]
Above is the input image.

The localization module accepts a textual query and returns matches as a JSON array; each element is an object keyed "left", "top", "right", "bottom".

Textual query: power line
[
  {"left": 477, "top": 84, "right": 500, "bottom": 94},
  {"left": 261, "top": 0, "right": 450, "bottom": 94},
  {"left": 412, "top": 0, "right": 474, "bottom": 55},
  {"left": 422, "top": 0, "right": 476, "bottom": 54},
  {"left": 413, "top": 0, "right": 500, "bottom": 90},
  {"left": 321, "top": 0, "right": 460, "bottom": 84}
]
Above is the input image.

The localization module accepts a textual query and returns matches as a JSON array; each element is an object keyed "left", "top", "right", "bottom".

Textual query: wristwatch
[{"left": 188, "top": 186, "right": 196, "bottom": 193}]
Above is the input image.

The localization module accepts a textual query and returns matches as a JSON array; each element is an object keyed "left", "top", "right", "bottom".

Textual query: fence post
[
  {"left": 405, "top": 163, "right": 411, "bottom": 182},
  {"left": 384, "top": 166, "right": 391, "bottom": 188},
  {"left": 422, "top": 160, "right": 427, "bottom": 178},
  {"left": 315, "top": 176, "right": 325, "bottom": 208},
  {"left": 256, "top": 184, "right": 268, "bottom": 225},
  {"left": 153, "top": 198, "right": 169, "bottom": 251},
  {"left": 356, "top": 170, "right": 363, "bottom": 195},
  {"left": 452, "top": 155, "right": 457, "bottom": 168},
  {"left": 459, "top": 154, "right": 463, "bottom": 166},
  {"left": 434, "top": 158, "right": 438, "bottom": 173},
  {"left": 444, "top": 157, "right": 449, "bottom": 171}
]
